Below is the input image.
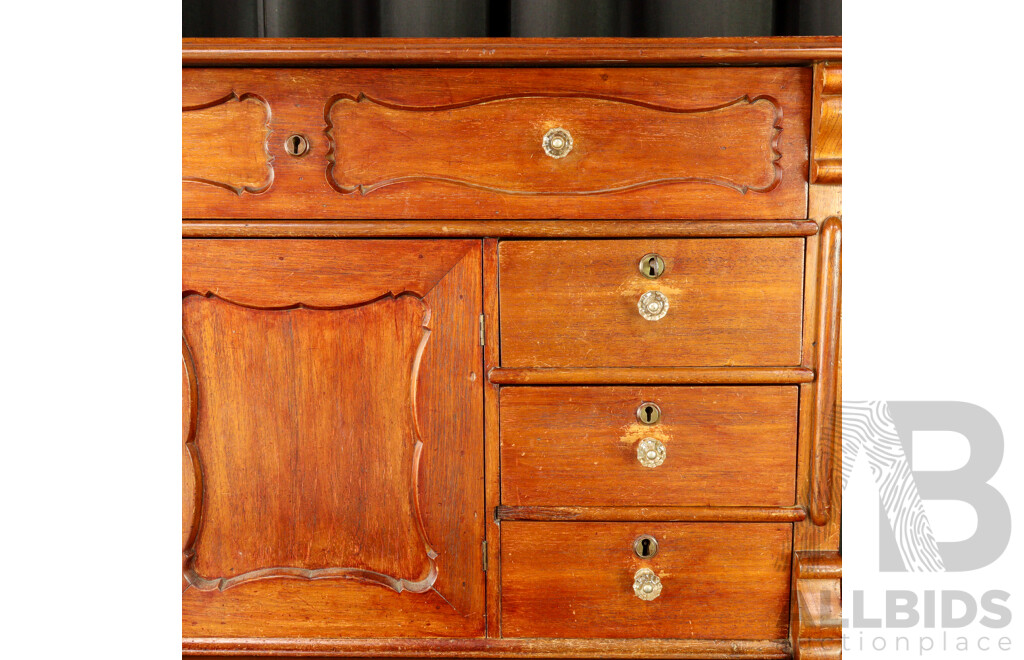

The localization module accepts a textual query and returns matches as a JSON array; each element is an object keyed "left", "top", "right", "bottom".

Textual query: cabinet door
[{"left": 182, "top": 239, "right": 484, "bottom": 639}]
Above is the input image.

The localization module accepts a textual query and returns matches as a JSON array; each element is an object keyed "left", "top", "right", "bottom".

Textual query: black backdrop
[{"left": 183, "top": 0, "right": 840, "bottom": 38}]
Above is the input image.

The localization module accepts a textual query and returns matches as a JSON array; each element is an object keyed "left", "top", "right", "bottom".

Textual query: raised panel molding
[
  {"left": 326, "top": 93, "right": 782, "bottom": 196},
  {"left": 810, "top": 63, "right": 842, "bottom": 184},
  {"left": 182, "top": 92, "right": 274, "bottom": 195},
  {"left": 181, "top": 292, "right": 437, "bottom": 594}
]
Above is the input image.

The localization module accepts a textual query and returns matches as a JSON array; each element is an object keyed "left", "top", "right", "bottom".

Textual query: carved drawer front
[
  {"left": 182, "top": 239, "right": 485, "bottom": 639},
  {"left": 501, "top": 522, "right": 791, "bottom": 639},
  {"left": 499, "top": 239, "right": 805, "bottom": 368},
  {"left": 182, "top": 67, "right": 810, "bottom": 219},
  {"left": 500, "top": 386, "right": 798, "bottom": 507}
]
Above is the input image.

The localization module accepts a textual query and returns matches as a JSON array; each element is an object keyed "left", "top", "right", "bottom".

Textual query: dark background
[{"left": 184, "top": 0, "right": 840, "bottom": 38}]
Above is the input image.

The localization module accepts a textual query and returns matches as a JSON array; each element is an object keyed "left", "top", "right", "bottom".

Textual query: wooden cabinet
[{"left": 183, "top": 37, "right": 842, "bottom": 659}]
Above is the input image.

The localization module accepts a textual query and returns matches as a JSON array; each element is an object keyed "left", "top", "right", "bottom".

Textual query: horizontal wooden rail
[
  {"left": 182, "top": 220, "right": 819, "bottom": 239},
  {"left": 183, "top": 637, "right": 791, "bottom": 658},
  {"left": 489, "top": 367, "right": 814, "bottom": 386},
  {"left": 183, "top": 36, "right": 841, "bottom": 68},
  {"left": 497, "top": 505, "right": 807, "bottom": 523}
]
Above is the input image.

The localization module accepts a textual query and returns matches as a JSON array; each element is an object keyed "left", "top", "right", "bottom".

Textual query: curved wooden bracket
[
  {"left": 811, "top": 63, "right": 842, "bottom": 184},
  {"left": 791, "top": 551, "right": 842, "bottom": 659}
]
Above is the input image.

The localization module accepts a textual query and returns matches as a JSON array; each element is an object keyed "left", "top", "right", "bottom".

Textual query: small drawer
[
  {"left": 498, "top": 238, "right": 805, "bottom": 368},
  {"left": 501, "top": 522, "right": 791, "bottom": 639},
  {"left": 500, "top": 386, "right": 797, "bottom": 507}
]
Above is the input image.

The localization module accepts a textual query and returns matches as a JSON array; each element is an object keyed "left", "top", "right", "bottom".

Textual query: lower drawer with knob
[
  {"left": 500, "top": 521, "right": 792, "bottom": 639},
  {"left": 500, "top": 385, "right": 798, "bottom": 507}
]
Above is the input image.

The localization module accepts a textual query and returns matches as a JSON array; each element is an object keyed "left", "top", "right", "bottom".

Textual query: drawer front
[
  {"left": 499, "top": 238, "right": 805, "bottom": 368},
  {"left": 183, "top": 67, "right": 810, "bottom": 219},
  {"left": 500, "top": 386, "right": 797, "bottom": 507},
  {"left": 501, "top": 522, "right": 791, "bottom": 639}
]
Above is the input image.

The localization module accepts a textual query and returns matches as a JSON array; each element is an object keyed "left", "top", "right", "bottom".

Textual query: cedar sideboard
[{"left": 182, "top": 37, "right": 842, "bottom": 659}]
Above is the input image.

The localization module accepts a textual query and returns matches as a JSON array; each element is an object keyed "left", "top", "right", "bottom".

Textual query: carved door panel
[{"left": 182, "top": 239, "right": 484, "bottom": 639}]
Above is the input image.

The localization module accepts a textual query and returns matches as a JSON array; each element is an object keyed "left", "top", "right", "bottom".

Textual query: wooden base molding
[{"left": 184, "top": 638, "right": 791, "bottom": 658}]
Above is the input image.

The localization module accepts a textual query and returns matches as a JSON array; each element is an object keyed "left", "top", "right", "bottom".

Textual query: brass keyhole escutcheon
[
  {"left": 285, "top": 134, "right": 310, "bottom": 157},
  {"left": 637, "top": 402, "right": 662, "bottom": 425},
  {"left": 634, "top": 534, "right": 659, "bottom": 559},
  {"left": 639, "top": 253, "right": 665, "bottom": 279}
]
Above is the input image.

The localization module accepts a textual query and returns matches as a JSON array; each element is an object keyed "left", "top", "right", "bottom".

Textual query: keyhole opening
[
  {"left": 633, "top": 534, "right": 659, "bottom": 558},
  {"left": 637, "top": 402, "right": 661, "bottom": 425},
  {"left": 639, "top": 253, "right": 665, "bottom": 279},
  {"left": 285, "top": 134, "right": 309, "bottom": 157}
]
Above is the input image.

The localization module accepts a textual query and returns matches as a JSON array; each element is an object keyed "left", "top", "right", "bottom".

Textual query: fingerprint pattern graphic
[{"left": 843, "top": 401, "right": 945, "bottom": 572}]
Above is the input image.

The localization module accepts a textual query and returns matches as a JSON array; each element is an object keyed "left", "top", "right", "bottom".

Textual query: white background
[{"left": 0, "top": 2, "right": 1020, "bottom": 657}]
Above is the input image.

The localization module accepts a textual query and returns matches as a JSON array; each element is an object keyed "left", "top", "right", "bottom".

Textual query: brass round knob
[
  {"left": 543, "top": 128, "right": 573, "bottom": 158},
  {"left": 637, "top": 438, "right": 666, "bottom": 468},
  {"left": 633, "top": 568, "right": 663, "bottom": 601},
  {"left": 638, "top": 291, "right": 668, "bottom": 321}
]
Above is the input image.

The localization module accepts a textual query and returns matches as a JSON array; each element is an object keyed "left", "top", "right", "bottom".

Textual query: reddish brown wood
[
  {"left": 182, "top": 67, "right": 810, "bottom": 220},
  {"left": 182, "top": 36, "right": 841, "bottom": 67},
  {"left": 809, "top": 219, "right": 842, "bottom": 526},
  {"left": 182, "top": 93, "right": 272, "bottom": 195},
  {"left": 327, "top": 94, "right": 783, "bottom": 196},
  {"left": 501, "top": 522, "right": 792, "bottom": 639},
  {"left": 182, "top": 239, "right": 485, "bottom": 639},
  {"left": 500, "top": 386, "right": 797, "bottom": 507},
  {"left": 810, "top": 63, "right": 842, "bottom": 185},
  {"left": 496, "top": 506, "right": 807, "bottom": 523},
  {"left": 499, "top": 239, "right": 806, "bottom": 368},
  {"left": 182, "top": 219, "right": 819, "bottom": 239},
  {"left": 489, "top": 367, "right": 814, "bottom": 385},
  {"left": 186, "top": 638, "right": 791, "bottom": 658},
  {"left": 791, "top": 552, "right": 842, "bottom": 660}
]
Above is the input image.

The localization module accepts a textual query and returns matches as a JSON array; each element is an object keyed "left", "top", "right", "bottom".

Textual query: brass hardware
[
  {"left": 638, "top": 291, "right": 669, "bottom": 320},
  {"left": 637, "top": 438, "right": 666, "bottom": 468},
  {"left": 285, "top": 134, "right": 309, "bottom": 157},
  {"left": 639, "top": 254, "right": 666, "bottom": 279},
  {"left": 479, "top": 314, "right": 486, "bottom": 347},
  {"left": 637, "top": 402, "right": 661, "bottom": 425},
  {"left": 633, "top": 567, "right": 663, "bottom": 601},
  {"left": 633, "top": 534, "right": 659, "bottom": 558},
  {"left": 542, "top": 128, "right": 573, "bottom": 158}
]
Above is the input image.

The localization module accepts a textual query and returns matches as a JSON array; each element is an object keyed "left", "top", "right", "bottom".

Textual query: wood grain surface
[
  {"left": 499, "top": 239, "right": 805, "bottom": 368},
  {"left": 501, "top": 522, "right": 792, "bottom": 639},
  {"left": 182, "top": 239, "right": 485, "bottom": 639},
  {"left": 182, "top": 93, "right": 273, "bottom": 195},
  {"left": 182, "top": 67, "right": 809, "bottom": 219},
  {"left": 500, "top": 386, "right": 798, "bottom": 507}
]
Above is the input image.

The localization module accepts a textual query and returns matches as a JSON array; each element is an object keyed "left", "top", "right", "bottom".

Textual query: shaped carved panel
[
  {"left": 326, "top": 94, "right": 781, "bottom": 196},
  {"left": 182, "top": 293, "right": 435, "bottom": 592},
  {"left": 182, "top": 92, "right": 273, "bottom": 194},
  {"left": 182, "top": 239, "right": 484, "bottom": 639}
]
